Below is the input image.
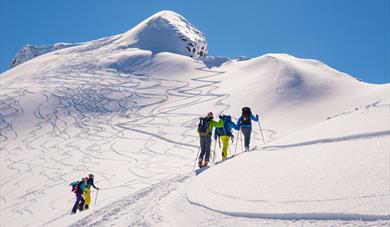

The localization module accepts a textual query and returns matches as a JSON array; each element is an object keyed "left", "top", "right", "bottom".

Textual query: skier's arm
[
  {"left": 230, "top": 121, "right": 240, "bottom": 130},
  {"left": 91, "top": 179, "right": 99, "bottom": 190},
  {"left": 210, "top": 118, "right": 224, "bottom": 130},
  {"left": 251, "top": 114, "right": 259, "bottom": 122},
  {"left": 236, "top": 117, "right": 242, "bottom": 128},
  {"left": 80, "top": 182, "right": 86, "bottom": 192}
]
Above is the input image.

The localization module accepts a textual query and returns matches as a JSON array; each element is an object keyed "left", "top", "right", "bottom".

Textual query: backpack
[
  {"left": 198, "top": 117, "right": 211, "bottom": 135},
  {"left": 70, "top": 181, "right": 79, "bottom": 193},
  {"left": 215, "top": 115, "right": 233, "bottom": 137},
  {"left": 241, "top": 107, "right": 252, "bottom": 125}
]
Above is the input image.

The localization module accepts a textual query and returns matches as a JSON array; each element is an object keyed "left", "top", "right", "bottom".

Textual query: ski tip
[{"left": 194, "top": 166, "right": 210, "bottom": 175}]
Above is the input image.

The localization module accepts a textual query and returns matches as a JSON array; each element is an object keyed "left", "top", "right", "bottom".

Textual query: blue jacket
[
  {"left": 214, "top": 115, "right": 239, "bottom": 139},
  {"left": 86, "top": 178, "right": 98, "bottom": 189},
  {"left": 237, "top": 114, "right": 259, "bottom": 128},
  {"left": 71, "top": 180, "right": 86, "bottom": 193}
]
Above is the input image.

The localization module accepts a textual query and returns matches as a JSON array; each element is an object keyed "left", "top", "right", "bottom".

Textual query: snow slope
[
  {"left": 1, "top": 10, "right": 389, "bottom": 227},
  {"left": 10, "top": 43, "right": 80, "bottom": 68},
  {"left": 9, "top": 10, "right": 207, "bottom": 70}
]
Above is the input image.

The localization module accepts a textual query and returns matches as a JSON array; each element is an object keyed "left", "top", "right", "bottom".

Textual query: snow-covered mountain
[
  {"left": 9, "top": 10, "right": 207, "bottom": 70},
  {"left": 9, "top": 43, "right": 79, "bottom": 68},
  {"left": 1, "top": 10, "right": 389, "bottom": 227}
]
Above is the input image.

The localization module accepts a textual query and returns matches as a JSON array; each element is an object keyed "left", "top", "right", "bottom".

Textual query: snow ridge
[
  {"left": 115, "top": 10, "right": 208, "bottom": 59},
  {"left": 10, "top": 43, "right": 78, "bottom": 68}
]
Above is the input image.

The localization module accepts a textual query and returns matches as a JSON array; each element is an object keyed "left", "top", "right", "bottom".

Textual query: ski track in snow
[
  {"left": 67, "top": 174, "right": 191, "bottom": 227},
  {"left": 0, "top": 54, "right": 244, "bottom": 226},
  {"left": 262, "top": 130, "right": 390, "bottom": 150},
  {"left": 1, "top": 52, "right": 388, "bottom": 226}
]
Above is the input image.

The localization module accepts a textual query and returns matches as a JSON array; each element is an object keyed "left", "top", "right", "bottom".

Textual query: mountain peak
[
  {"left": 116, "top": 10, "right": 208, "bottom": 59},
  {"left": 148, "top": 10, "right": 185, "bottom": 20}
]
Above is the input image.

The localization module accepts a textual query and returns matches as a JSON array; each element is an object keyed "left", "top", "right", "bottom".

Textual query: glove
[
  {"left": 96, "top": 187, "right": 100, "bottom": 190},
  {"left": 219, "top": 115, "right": 222, "bottom": 119},
  {"left": 256, "top": 114, "right": 259, "bottom": 120}
]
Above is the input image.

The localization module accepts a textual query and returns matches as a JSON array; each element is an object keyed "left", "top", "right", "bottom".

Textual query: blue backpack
[
  {"left": 215, "top": 115, "right": 233, "bottom": 137},
  {"left": 70, "top": 181, "right": 79, "bottom": 193}
]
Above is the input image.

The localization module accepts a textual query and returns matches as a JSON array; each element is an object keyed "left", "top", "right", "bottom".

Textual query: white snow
[
  {"left": 1, "top": 10, "right": 389, "bottom": 227},
  {"left": 115, "top": 10, "right": 208, "bottom": 59},
  {"left": 10, "top": 43, "right": 79, "bottom": 68}
]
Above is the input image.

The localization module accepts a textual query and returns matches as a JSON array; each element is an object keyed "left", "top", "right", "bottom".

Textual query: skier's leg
[
  {"left": 198, "top": 137, "right": 206, "bottom": 167},
  {"left": 204, "top": 136, "right": 212, "bottom": 165},
  {"left": 84, "top": 188, "right": 91, "bottom": 209},
  {"left": 71, "top": 193, "right": 81, "bottom": 214},
  {"left": 247, "top": 127, "right": 252, "bottom": 148},
  {"left": 241, "top": 127, "right": 251, "bottom": 150},
  {"left": 79, "top": 194, "right": 85, "bottom": 211},
  {"left": 199, "top": 137, "right": 206, "bottom": 160},
  {"left": 221, "top": 136, "right": 229, "bottom": 160}
]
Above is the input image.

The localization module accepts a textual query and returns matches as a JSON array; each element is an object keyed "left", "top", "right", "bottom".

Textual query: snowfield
[{"left": 1, "top": 10, "right": 389, "bottom": 227}]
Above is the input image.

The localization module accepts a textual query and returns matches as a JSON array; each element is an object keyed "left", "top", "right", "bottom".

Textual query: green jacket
[
  {"left": 198, "top": 118, "right": 224, "bottom": 137},
  {"left": 209, "top": 119, "right": 224, "bottom": 131}
]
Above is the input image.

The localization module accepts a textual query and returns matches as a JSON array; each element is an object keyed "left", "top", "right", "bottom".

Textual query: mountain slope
[
  {"left": 1, "top": 10, "right": 389, "bottom": 227},
  {"left": 8, "top": 10, "right": 207, "bottom": 70}
]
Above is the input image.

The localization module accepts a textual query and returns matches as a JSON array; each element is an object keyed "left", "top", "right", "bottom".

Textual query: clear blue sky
[{"left": 1, "top": 0, "right": 389, "bottom": 83}]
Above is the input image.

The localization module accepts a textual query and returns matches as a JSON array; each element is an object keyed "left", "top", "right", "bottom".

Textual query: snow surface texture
[
  {"left": 1, "top": 10, "right": 389, "bottom": 227},
  {"left": 10, "top": 43, "right": 79, "bottom": 68}
]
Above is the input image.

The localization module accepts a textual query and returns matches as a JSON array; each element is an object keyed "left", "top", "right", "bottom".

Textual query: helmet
[{"left": 89, "top": 174, "right": 94, "bottom": 178}]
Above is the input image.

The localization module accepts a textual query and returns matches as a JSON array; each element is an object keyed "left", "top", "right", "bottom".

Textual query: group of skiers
[
  {"left": 70, "top": 174, "right": 99, "bottom": 215},
  {"left": 68, "top": 107, "right": 260, "bottom": 214},
  {"left": 197, "top": 107, "right": 259, "bottom": 168}
]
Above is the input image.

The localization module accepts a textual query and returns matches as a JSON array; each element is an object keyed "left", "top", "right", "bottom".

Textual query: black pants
[
  {"left": 199, "top": 136, "right": 212, "bottom": 161},
  {"left": 71, "top": 192, "right": 85, "bottom": 213},
  {"left": 241, "top": 127, "right": 252, "bottom": 148}
]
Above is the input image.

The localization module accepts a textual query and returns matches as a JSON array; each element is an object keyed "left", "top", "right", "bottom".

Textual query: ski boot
[
  {"left": 198, "top": 159, "right": 203, "bottom": 168},
  {"left": 203, "top": 160, "right": 209, "bottom": 167}
]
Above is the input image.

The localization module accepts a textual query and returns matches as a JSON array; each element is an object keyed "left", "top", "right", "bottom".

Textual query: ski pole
[
  {"left": 240, "top": 130, "right": 244, "bottom": 152},
  {"left": 94, "top": 189, "right": 99, "bottom": 207},
  {"left": 233, "top": 130, "right": 240, "bottom": 156},
  {"left": 257, "top": 120, "right": 266, "bottom": 144},
  {"left": 212, "top": 138, "right": 217, "bottom": 163},
  {"left": 193, "top": 146, "right": 201, "bottom": 170}
]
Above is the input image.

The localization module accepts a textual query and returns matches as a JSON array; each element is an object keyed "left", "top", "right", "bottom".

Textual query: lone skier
[
  {"left": 197, "top": 112, "right": 224, "bottom": 168},
  {"left": 237, "top": 107, "right": 259, "bottom": 151},
  {"left": 214, "top": 115, "right": 239, "bottom": 160}
]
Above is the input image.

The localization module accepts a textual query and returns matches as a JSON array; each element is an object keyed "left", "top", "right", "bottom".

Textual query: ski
[{"left": 194, "top": 166, "right": 210, "bottom": 175}]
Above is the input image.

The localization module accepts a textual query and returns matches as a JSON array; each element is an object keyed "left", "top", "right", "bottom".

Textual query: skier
[
  {"left": 84, "top": 174, "right": 99, "bottom": 210},
  {"left": 197, "top": 112, "right": 224, "bottom": 168},
  {"left": 237, "top": 107, "right": 259, "bottom": 151},
  {"left": 71, "top": 177, "right": 87, "bottom": 215},
  {"left": 214, "top": 115, "right": 239, "bottom": 160}
]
